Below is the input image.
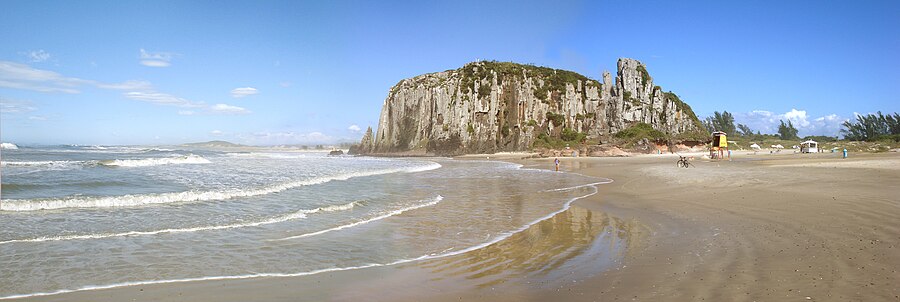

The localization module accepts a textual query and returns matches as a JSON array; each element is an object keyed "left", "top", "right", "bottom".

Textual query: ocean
[{"left": 0, "top": 145, "right": 607, "bottom": 299}]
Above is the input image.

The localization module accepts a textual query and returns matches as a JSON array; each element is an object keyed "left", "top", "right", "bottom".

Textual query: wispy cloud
[
  {"left": 0, "top": 61, "right": 147, "bottom": 94},
  {"left": 28, "top": 115, "right": 47, "bottom": 121},
  {"left": 0, "top": 61, "right": 90, "bottom": 93},
  {"left": 139, "top": 49, "right": 176, "bottom": 67},
  {"left": 0, "top": 98, "right": 37, "bottom": 114},
  {"left": 230, "top": 87, "right": 258, "bottom": 98},
  {"left": 23, "top": 50, "right": 51, "bottom": 62},
  {"left": 734, "top": 108, "right": 846, "bottom": 137},
  {"left": 210, "top": 103, "right": 251, "bottom": 114},
  {"left": 348, "top": 124, "right": 361, "bottom": 132},
  {"left": 210, "top": 130, "right": 224, "bottom": 136},
  {"left": 124, "top": 91, "right": 205, "bottom": 108},
  {"left": 96, "top": 80, "right": 153, "bottom": 91},
  {"left": 0, "top": 61, "right": 249, "bottom": 116}
]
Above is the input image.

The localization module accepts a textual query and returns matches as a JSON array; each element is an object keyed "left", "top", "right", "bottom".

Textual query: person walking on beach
[{"left": 555, "top": 157, "right": 560, "bottom": 171}]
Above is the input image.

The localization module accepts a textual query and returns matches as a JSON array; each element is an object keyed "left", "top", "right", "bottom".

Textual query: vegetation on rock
[{"left": 615, "top": 123, "right": 667, "bottom": 140}]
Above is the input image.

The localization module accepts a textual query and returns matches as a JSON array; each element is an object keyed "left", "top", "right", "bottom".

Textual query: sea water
[{"left": 0, "top": 145, "right": 607, "bottom": 298}]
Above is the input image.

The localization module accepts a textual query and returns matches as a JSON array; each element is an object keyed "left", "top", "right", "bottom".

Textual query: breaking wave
[
  {"left": 0, "top": 201, "right": 358, "bottom": 245},
  {"left": 0, "top": 162, "right": 442, "bottom": 211},
  {"left": 273, "top": 195, "right": 443, "bottom": 241},
  {"left": 0, "top": 142, "right": 18, "bottom": 150},
  {"left": 99, "top": 154, "right": 211, "bottom": 167},
  {"left": 0, "top": 160, "right": 89, "bottom": 168},
  {"left": 0, "top": 184, "right": 602, "bottom": 301}
]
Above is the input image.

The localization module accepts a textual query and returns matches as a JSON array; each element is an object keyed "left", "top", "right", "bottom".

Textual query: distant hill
[{"left": 181, "top": 140, "right": 245, "bottom": 148}]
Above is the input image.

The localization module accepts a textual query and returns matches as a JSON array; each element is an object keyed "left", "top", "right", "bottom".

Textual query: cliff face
[{"left": 356, "top": 58, "right": 704, "bottom": 155}]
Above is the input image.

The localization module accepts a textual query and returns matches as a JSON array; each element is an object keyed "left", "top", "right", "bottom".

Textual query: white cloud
[
  {"left": 0, "top": 61, "right": 250, "bottom": 117},
  {"left": 124, "top": 91, "right": 205, "bottom": 108},
  {"left": 782, "top": 109, "right": 810, "bottom": 128},
  {"left": 210, "top": 103, "right": 251, "bottom": 114},
  {"left": 0, "top": 98, "right": 37, "bottom": 114},
  {"left": 140, "top": 60, "right": 170, "bottom": 67},
  {"left": 96, "top": 80, "right": 153, "bottom": 91},
  {"left": 210, "top": 130, "right": 224, "bottom": 136},
  {"left": 0, "top": 61, "right": 150, "bottom": 94},
  {"left": 28, "top": 115, "right": 47, "bottom": 121},
  {"left": 734, "top": 108, "right": 845, "bottom": 137},
  {"left": 0, "top": 61, "right": 89, "bottom": 93},
  {"left": 24, "top": 50, "right": 51, "bottom": 62},
  {"left": 139, "top": 49, "right": 176, "bottom": 67},
  {"left": 230, "top": 87, "right": 258, "bottom": 98},
  {"left": 124, "top": 93, "right": 252, "bottom": 116},
  {"left": 348, "top": 124, "right": 361, "bottom": 132}
]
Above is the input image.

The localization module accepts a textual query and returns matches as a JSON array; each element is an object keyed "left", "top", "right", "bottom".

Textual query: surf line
[
  {"left": 0, "top": 202, "right": 358, "bottom": 246},
  {"left": 271, "top": 195, "right": 444, "bottom": 241},
  {"left": 0, "top": 184, "right": 603, "bottom": 301},
  {"left": 0, "top": 162, "right": 441, "bottom": 211},
  {"left": 0, "top": 188, "right": 599, "bottom": 299}
]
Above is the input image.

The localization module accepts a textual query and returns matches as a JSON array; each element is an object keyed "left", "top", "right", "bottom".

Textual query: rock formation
[{"left": 357, "top": 58, "right": 704, "bottom": 155}]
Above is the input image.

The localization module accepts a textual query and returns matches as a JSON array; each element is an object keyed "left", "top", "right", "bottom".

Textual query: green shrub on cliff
[
  {"left": 561, "top": 128, "right": 587, "bottom": 142},
  {"left": 637, "top": 65, "right": 650, "bottom": 86},
  {"left": 533, "top": 129, "right": 587, "bottom": 149},
  {"left": 615, "top": 123, "right": 666, "bottom": 140},
  {"left": 663, "top": 91, "right": 706, "bottom": 135},
  {"left": 546, "top": 112, "right": 565, "bottom": 127}
]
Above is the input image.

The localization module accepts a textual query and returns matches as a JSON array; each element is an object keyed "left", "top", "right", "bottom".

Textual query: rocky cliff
[{"left": 354, "top": 58, "right": 704, "bottom": 155}]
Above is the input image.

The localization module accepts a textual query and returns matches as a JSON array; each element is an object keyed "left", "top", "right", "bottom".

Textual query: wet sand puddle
[{"left": 416, "top": 205, "right": 650, "bottom": 289}]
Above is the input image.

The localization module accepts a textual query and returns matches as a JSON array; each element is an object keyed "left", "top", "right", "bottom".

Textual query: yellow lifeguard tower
[{"left": 710, "top": 131, "right": 728, "bottom": 159}]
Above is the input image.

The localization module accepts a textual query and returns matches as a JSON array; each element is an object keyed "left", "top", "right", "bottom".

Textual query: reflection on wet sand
[{"left": 417, "top": 205, "right": 649, "bottom": 288}]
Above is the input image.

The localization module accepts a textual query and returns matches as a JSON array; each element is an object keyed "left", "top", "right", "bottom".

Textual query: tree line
[
  {"left": 840, "top": 112, "right": 900, "bottom": 141},
  {"left": 702, "top": 111, "right": 899, "bottom": 142}
]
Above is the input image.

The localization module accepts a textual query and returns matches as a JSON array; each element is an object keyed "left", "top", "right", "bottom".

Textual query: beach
[{"left": 8, "top": 151, "right": 899, "bottom": 301}]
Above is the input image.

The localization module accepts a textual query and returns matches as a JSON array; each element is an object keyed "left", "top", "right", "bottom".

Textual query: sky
[{"left": 1, "top": 0, "right": 898, "bottom": 145}]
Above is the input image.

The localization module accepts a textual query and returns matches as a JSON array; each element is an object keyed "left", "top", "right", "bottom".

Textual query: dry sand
[{"left": 17, "top": 152, "right": 900, "bottom": 301}]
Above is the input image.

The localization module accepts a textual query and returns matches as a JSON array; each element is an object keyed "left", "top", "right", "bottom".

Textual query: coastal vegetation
[
  {"left": 777, "top": 120, "right": 800, "bottom": 140},
  {"left": 533, "top": 128, "right": 589, "bottom": 149},
  {"left": 664, "top": 92, "right": 705, "bottom": 132},
  {"left": 841, "top": 111, "right": 900, "bottom": 141},
  {"left": 615, "top": 123, "right": 666, "bottom": 140},
  {"left": 636, "top": 65, "right": 650, "bottom": 86}
]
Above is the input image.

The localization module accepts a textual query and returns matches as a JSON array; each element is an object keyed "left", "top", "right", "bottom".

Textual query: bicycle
[{"left": 676, "top": 154, "right": 694, "bottom": 168}]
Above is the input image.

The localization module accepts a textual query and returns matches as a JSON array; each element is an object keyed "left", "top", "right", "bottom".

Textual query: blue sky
[{"left": 1, "top": 0, "right": 897, "bottom": 145}]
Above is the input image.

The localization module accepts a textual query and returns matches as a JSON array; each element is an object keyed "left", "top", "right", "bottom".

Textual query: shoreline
[{"left": 11, "top": 152, "right": 900, "bottom": 301}]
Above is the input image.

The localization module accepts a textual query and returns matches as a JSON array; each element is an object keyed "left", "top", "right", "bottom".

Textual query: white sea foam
[
  {"left": 99, "top": 154, "right": 211, "bottom": 167},
  {"left": 0, "top": 201, "right": 358, "bottom": 245},
  {"left": 273, "top": 195, "right": 443, "bottom": 241},
  {"left": 0, "top": 162, "right": 441, "bottom": 211},
  {"left": 0, "top": 183, "right": 603, "bottom": 301},
  {"left": 0, "top": 142, "right": 18, "bottom": 149},
  {"left": 0, "top": 160, "right": 88, "bottom": 167},
  {"left": 227, "top": 152, "right": 308, "bottom": 159}
]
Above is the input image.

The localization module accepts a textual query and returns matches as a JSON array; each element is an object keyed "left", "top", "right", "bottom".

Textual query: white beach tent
[
  {"left": 800, "top": 140, "right": 818, "bottom": 153},
  {"left": 750, "top": 143, "right": 761, "bottom": 150}
]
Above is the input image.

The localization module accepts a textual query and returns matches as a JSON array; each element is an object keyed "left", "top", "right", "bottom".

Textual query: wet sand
[{"left": 15, "top": 152, "right": 900, "bottom": 301}]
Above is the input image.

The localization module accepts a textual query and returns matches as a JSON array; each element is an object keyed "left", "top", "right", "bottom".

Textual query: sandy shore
[{"left": 16, "top": 152, "right": 899, "bottom": 301}]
